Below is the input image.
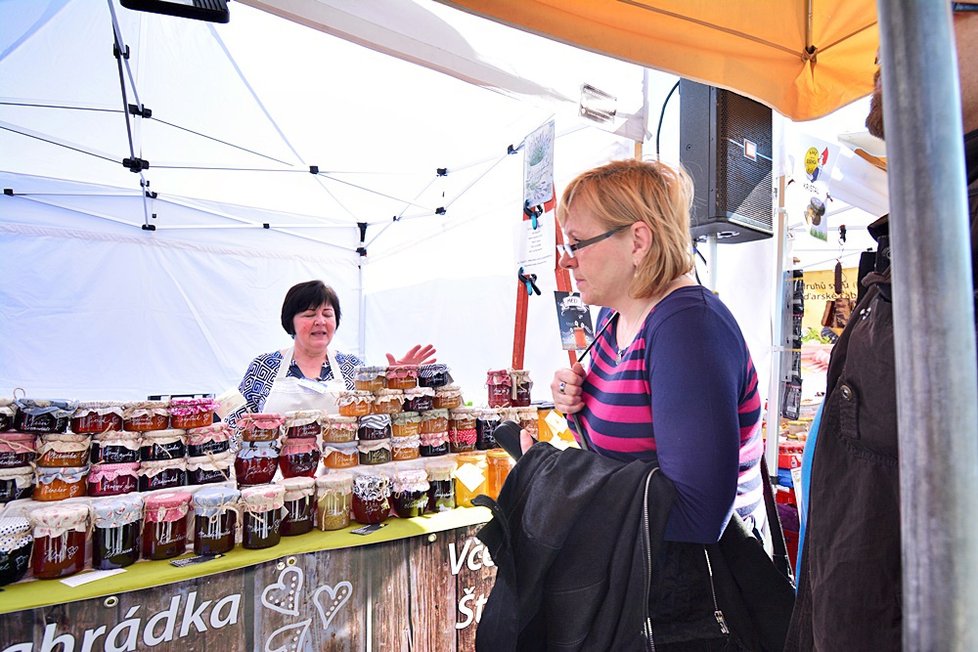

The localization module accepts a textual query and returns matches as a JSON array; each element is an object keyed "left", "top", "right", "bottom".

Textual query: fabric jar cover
[
  {"left": 14, "top": 398, "right": 77, "bottom": 420},
  {"left": 169, "top": 397, "right": 218, "bottom": 417},
  {"left": 89, "top": 462, "right": 140, "bottom": 484},
  {"left": 36, "top": 465, "right": 88, "bottom": 486},
  {"left": 418, "top": 364, "right": 453, "bottom": 388},
  {"left": 36, "top": 433, "right": 91, "bottom": 467},
  {"left": 392, "top": 469, "right": 430, "bottom": 494},
  {"left": 322, "top": 415, "right": 358, "bottom": 443},
  {"left": 316, "top": 471, "right": 354, "bottom": 491},
  {"left": 352, "top": 473, "right": 391, "bottom": 501},
  {"left": 354, "top": 365, "right": 387, "bottom": 389},
  {"left": 92, "top": 493, "right": 144, "bottom": 528},
  {"left": 357, "top": 438, "right": 392, "bottom": 455},
  {"left": 386, "top": 364, "right": 419, "bottom": 384},
  {"left": 192, "top": 485, "right": 241, "bottom": 518},
  {"left": 238, "top": 412, "right": 285, "bottom": 433},
  {"left": 121, "top": 400, "right": 170, "bottom": 419},
  {"left": 32, "top": 503, "right": 90, "bottom": 539},
  {"left": 0, "top": 465, "right": 34, "bottom": 489},
  {"left": 371, "top": 389, "right": 404, "bottom": 413},
  {"left": 402, "top": 387, "right": 435, "bottom": 400},
  {"left": 141, "top": 429, "right": 187, "bottom": 448},
  {"left": 0, "top": 398, "right": 16, "bottom": 430},
  {"left": 93, "top": 429, "right": 140, "bottom": 446},
  {"left": 419, "top": 431, "right": 449, "bottom": 448},
  {"left": 71, "top": 401, "right": 125, "bottom": 433},
  {"left": 139, "top": 458, "right": 188, "bottom": 478},
  {"left": 391, "top": 411, "right": 421, "bottom": 435},
  {"left": 143, "top": 491, "right": 192, "bottom": 523},
  {"left": 278, "top": 476, "right": 315, "bottom": 502},
  {"left": 419, "top": 409, "right": 450, "bottom": 432},
  {"left": 434, "top": 385, "right": 464, "bottom": 401},
  {"left": 0, "top": 517, "right": 32, "bottom": 553},
  {"left": 283, "top": 410, "right": 322, "bottom": 438},
  {"left": 0, "top": 432, "right": 36, "bottom": 455},
  {"left": 425, "top": 457, "right": 457, "bottom": 482},
  {"left": 391, "top": 435, "right": 421, "bottom": 454},
  {"left": 486, "top": 369, "right": 513, "bottom": 388},
  {"left": 322, "top": 440, "right": 359, "bottom": 458},
  {"left": 358, "top": 414, "right": 392, "bottom": 441},
  {"left": 73, "top": 401, "right": 125, "bottom": 418},
  {"left": 186, "top": 423, "right": 231, "bottom": 447},
  {"left": 186, "top": 450, "right": 234, "bottom": 472},
  {"left": 241, "top": 483, "right": 285, "bottom": 512},
  {"left": 337, "top": 391, "right": 374, "bottom": 409}
]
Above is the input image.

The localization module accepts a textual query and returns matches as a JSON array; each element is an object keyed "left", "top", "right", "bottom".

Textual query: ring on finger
[{"left": 558, "top": 381, "right": 566, "bottom": 394}]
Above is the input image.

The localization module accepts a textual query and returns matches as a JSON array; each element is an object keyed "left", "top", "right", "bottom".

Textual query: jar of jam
[
  {"left": 391, "top": 435, "right": 421, "bottom": 462},
  {"left": 186, "top": 423, "right": 232, "bottom": 457},
  {"left": 122, "top": 401, "right": 170, "bottom": 432},
  {"left": 186, "top": 451, "right": 234, "bottom": 486},
  {"left": 316, "top": 472, "right": 353, "bottom": 531},
  {"left": 337, "top": 391, "right": 373, "bottom": 417},
  {"left": 509, "top": 369, "right": 533, "bottom": 407},
  {"left": 351, "top": 473, "right": 391, "bottom": 525},
  {"left": 391, "top": 469, "right": 430, "bottom": 518},
  {"left": 358, "top": 439, "right": 392, "bottom": 465},
  {"left": 448, "top": 407, "right": 478, "bottom": 453},
  {"left": 279, "top": 438, "right": 321, "bottom": 478},
  {"left": 90, "top": 430, "right": 140, "bottom": 464},
  {"left": 322, "top": 441, "right": 359, "bottom": 470},
  {"left": 486, "top": 369, "right": 513, "bottom": 408},
  {"left": 238, "top": 412, "right": 285, "bottom": 442},
  {"left": 433, "top": 385, "right": 464, "bottom": 411},
  {"left": 322, "top": 415, "right": 357, "bottom": 443},
  {"left": 142, "top": 491, "right": 191, "bottom": 560},
  {"left": 191, "top": 485, "right": 239, "bottom": 555},
  {"left": 517, "top": 407, "right": 540, "bottom": 440},
  {"left": 0, "top": 432, "right": 35, "bottom": 468},
  {"left": 31, "top": 503, "right": 90, "bottom": 579},
  {"left": 277, "top": 476, "right": 315, "bottom": 536},
  {"left": 425, "top": 458, "right": 456, "bottom": 512},
  {"left": 13, "top": 399, "right": 76, "bottom": 434},
  {"left": 34, "top": 465, "right": 88, "bottom": 501},
  {"left": 486, "top": 449, "right": 515, "bottom": 499},
  {"left": 370, "top": 390, "right": 401, "bottom": 415},
  {"left": 139, "top": 429, "right": 186, "bottom": 462},
  {"left": 419, "top": 431, "right": 449, "bottom": 457},
  {"left": 241, "top": 484, "right": 285, "bottom": 550},
  {"left": 391, "top": 411, "right": 421, "bottom": 438},
  {"left": 283, "top": 410, "right": 322, "bottom": 439},
  {"left": 418, "top": 364, "right": 453, "bottom": 389},
  {"left": 354, "top": 365, "right": 387, "bottom": 392},
  {"left": 92, "top": 494, "right": 143, "bottom": 570},
  {"left": 358, "top": 414, "right": 392, "bottom": 441},
  {"left": 385, "top": 365, "right": 419, "bottom": 390},
  {"left": 37, "top": 433, "right": 92, "bottom": 467},
  {"left": 0, "top": 398, "right": 16, "bottom": 432},
  {"left": 475, "top": 408, "right": 501, "bottom": 450},
  {"left": 402, "top": 387, "right": 435, "bottom": 413},
  {"left": 0, "top": 465, "right": 34, "bottom": 504},
  {"left": 88, "top": 462, "right": 140, "bottom": 497},
  {"left": 235, "top": 440, "right": 280, "bottom": 486},
  {"left": 70, "top": 401, "right": 124, "bottom": 434},
  {"left": 0, "top": 517, "right": 32, "bottom": 585},
  {"left": 453, "top": 452, "right": 488, "bottom": 508},
  {"left": 138, "top": 458, "right": 187, "bottom": 492},
  {"left": 419, "top": 408, "right": 449, "bottom": 435},
  {"left": 169, "top": 397, "right": 218, "bottom": 430}
]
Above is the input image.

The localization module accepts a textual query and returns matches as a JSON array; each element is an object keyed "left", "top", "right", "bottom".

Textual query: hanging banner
[
  {"left": 783, "top": 134, "right": 840, "bottom": 242},
  {"left": 517, "top": 121, "right": 556, "bottom": 275}
]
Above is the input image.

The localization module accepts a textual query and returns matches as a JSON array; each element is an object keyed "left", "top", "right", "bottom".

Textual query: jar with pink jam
[
  {"left": 386, "top": 365, "right": 419, "bottom": 391},
  {"left": 0, "top": 466, "right": 34, "bottom": 504},
  {"left": 169, "top": 398, "right": 217, "bottom": 430},
  {"left": 448, "top": 407, "right": 478, "bottom": 453},
  {"left": 31, "top": 503, "right": 90, "bottom": 579},
  {"left": 70, "top": 401, "right": 124, "bottom": 434},
  {"left": 486, "top": 369, "right": 513, "bottom": 408},
  {"left": 142, "top": 491, "right": 191, "bottom": 560},
  {"left": 354, "top": 366, "right": 387, "bottom": 392},
  {"left": 337, "top": 391, "right": 373, "bottom": 418},
  {"left": 0, "top": 432, "right": 35, "bottom": 468},
  {"left": 34, "top": 465, "right": 88, "bottom": 502},
  {"left": 186, "top": 451, "right": 234, "bottom": 486},
  {"left": 139, "top": 429, "right": 186, "bottom": 462},
  {"left": 283, "top": 410, "right": 322, "bottom": 439},
  {"left": 322, "top": 415, "right": 357, "bottom": 444},
  {"left": 433, "top": 385, "right": 464, "bottom": 411},
  {"left": 279, "top": 438, "right": 321, "bottom": 478},
  {"left": 122, "top": 401, "right": 170, "bottom": 432},
  {"left": 238, "top": 412, "right": 285, "bottom": 442},
  {"left": 90, "top": 430, "right": 140, "bottom": 464},
  {"left": 235, "top": 441, "right": 279, "bottom": 486},
  {"left": 14, "top": 399, "right": 76, "bottom": 434},
  {"left": 418, "top": 364, "right": 453, "bottom": 389},
  {"left": 88, "top": 462, "right": 140, "bottom": 497},
  {"left": 277, "top": 476, "right": 315, "bottom": 536},
  {"left": 322, "top": 441, "right": 359, "bottom": 470},
  {"left": 509, "top": 369, "right": 533, "bottom": 407},
  {"left": 138, "top": 459, "right": 187, "bottom": 492},
  {"left": 391, "top": 411, "right": 421, "bottom": 438},
  {"left": 186, "top": 423, "right": 232, "bottom": 457},
  {"left": 402, "top": 387, "right": 435, "bottom": 413},
  {"left": 36, "top": 433, "right": 91, "bottom": 467}
]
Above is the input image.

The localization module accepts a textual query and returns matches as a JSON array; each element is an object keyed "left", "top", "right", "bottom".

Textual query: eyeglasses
[
  {"left": 953, "top": 3, "right": 978, "bottom": 11},
  {"left": 558, "top": 225, "right": 628, "bottom": 257}
]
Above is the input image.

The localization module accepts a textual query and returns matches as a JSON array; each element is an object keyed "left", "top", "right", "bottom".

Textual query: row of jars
[
  {"left": 0, "top": 397, "right": 219, "bottom": 434},
  {"left": 485, "top": 368, "right": 534, "bottom": 408},
  {"left": 352, "top": 363, "right": 454, "bottom": 393}
]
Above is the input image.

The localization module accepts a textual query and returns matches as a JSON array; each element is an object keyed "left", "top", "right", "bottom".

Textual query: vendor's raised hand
[
  {"left": 552, "top": 362, "right": 586, "bottom": 415},
  {"left": 386, "top": 343, "right": 437, "bottom": 366}
]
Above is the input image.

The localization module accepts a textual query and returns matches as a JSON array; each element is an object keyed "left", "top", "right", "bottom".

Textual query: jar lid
[
  {"left": 425, "top": 457, "right": 457, "bottom": 476},
  {"left": 241, "top": 483, "right": 285, "bottom": 511},
  {"left": 456, "top": 452, "right": 487, "bottom": 463},
  {"left": 186, "top": 450, "right": 234, "bottom": 471},
  {"left": 357, "top": 438, "right": 392, "bottom": 453},
  {"left": 0, "top": 431, "right": 36, "bottom": 451},
  {"left": 192, "top": 485, "right": 241, "bottom": 510},
  {"left": 36, "top": 465, "right": 89, "bottom": 483},
  {"left": 355, "top": 365, "right": 387, "bottom": 377},
  {"left": 89, "top": 462, "right": 140, "bottom": 482},
  {"left": 169, "top": 397, "right": 218, "bottom": 416},
  {"left": 392, "top": 469, "right": 429, "bottom": 493},
  {"left": 281, "top": 437, "right": 318, "bottom": 452},
  {"left": 239, "top": 412, "right": 286, "bottom": 429},
  {"left": 75, "top": 401, "right": 125, "bottom": 412},
  {"left": 387, "top": 364, "right": 419, "bottom": 378},
  {"left": 486, "top": 369, "right": 513, "bottom": 385},
  {"left": 359, "top": 414, "right": 392, "bottom": 429},
  {"left": 123, "top": 400, "right": 170, "bottom": 412},
  {"left": 186, "top": 423, "right": 231, "bottom": 443},
  {"left": 403, "top": 387, "right": 435, "bottom": 398},
  {"left": 14, "top": 398, "right": 77, "bottom": 417},
  {"left": 419, "top": 431, "right": 449, "bottom": 446},
  {"left": 142, "top": 428, "right": 187, "bottom": 440},
  {"left": 32, "top": 503, "right": 90, "bottom": 535},
  {"left": 419, "top": 364, "right": 450, "bottom": 377},
  {"left": 420, "top": 409, "right": 450, "bottom": 419},
  {"left": 0, "top": 464, "right": 34, "bottom": 483},
  {"left": 487, "top": 448, "right": 513, "bottom": 459},
  {"left": 144, "top": 490, "right": 192, "bottom": 522},
  {"left": 284, "top": 410, "right": 322, "bottom": 427},
  {"left": 352, "top": 473, "right": 391, "bottom": 500},
  {"left": 0, "top": 516, "right": 32, "bottom": 553},
  {"left": 316, "top": 471, "right": 353, "bottom": 490},
  {"left": 322, "top": 441, "right": 359, "bottom": 455},
  {"left": 277, "top": 476, "right": 315, "bottom": 500},
  {"left": 391, "top": 435, "right": 421, "bottom": 449},
  {"left": 93, "top": 429, "right": 140, "bottom": 442},
  {"left": 92, "top": 493, "right": 144, "bottom": 527},
  {"left": 392, "top": 411, "right": 420, "bottom": 424},
  {"left": 337, "top": 391, "right": 374, "bottom": 405}
]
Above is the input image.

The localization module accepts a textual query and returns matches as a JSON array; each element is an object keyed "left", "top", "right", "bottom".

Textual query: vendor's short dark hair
[{"left": 280, "top": 280, "right": 342, "bottom": 335}]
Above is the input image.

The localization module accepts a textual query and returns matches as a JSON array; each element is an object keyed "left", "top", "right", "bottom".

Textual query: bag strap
[{"left": 761, "top": 454, "right": 794, "bottom": 582}]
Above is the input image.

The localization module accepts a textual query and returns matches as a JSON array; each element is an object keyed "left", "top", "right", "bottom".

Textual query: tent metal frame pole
[
  {"left": 764, "top": 177, "right": 788, "bottom": 473},
  {"left": 878, "top": 2, "right": 978, "bottom": 649}
]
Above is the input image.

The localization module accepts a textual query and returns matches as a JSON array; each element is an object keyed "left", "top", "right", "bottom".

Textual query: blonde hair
[{"left": 557, "top": 159, "right": 695, "bottom": 299}]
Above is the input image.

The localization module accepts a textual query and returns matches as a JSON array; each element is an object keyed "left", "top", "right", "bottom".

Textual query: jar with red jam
[
  {"left": 186, "top": 423, "right": 232, "bottom": 457},
  {"left": 316, "top": 472, "right": 352, "bottom": 531},
  {"left": 419, "top": 431, "right": 449, "bottom": 457},
  {"left": 448, "top": 407, "right": 478, "bottom": 453},
  {"left": 88, "top": 462, "right": 140, "bottom": 497},
  {"left": 169, "top": 397, "right": 218, "bottom": 430},
  {"left": 138, "top": 458, "right": 187, "bottom": 492},
  {"left": 191, "top": 485, "right": 239, "bottom": 556},
  {"left": 337, "top": 391, "right": 373, "bottom": 418},
  {"left": 277, "top": 476, "right": 315, "bottom": 536},
  {"left": 391, "top": 469, "right": 430, "bottom": 518},
  {"left": 351, "top": 472, "right": 391, "bottom": 525},
  {"left": 90, "top": 430, "right": 140, "bottom": 464},
  {"left": 122, "top": 401, "right": 170, "bottom": 432},
  {"left": 358, "top": 414, "right": 392, "bottom": 441},
  {"left": 241, "top": 484, "right": 285, "bottom": 550},
  {"left": 358, "top": 439, "right": 392, "bottom": 466},
  {"left": 402, "top": 387, "right": 435, "bottom": 413},
  {"left": 0, "top": 399, "right": 16, "bottom": 432},
  {"left": 13, "top": 399, "right": 76, "bottom": 434},
  {"left": 475, "top": 408, "right": 501, "bottom": 450},
  {"left": 92, "top": 494, "right": 143, "bottom": 570},
  {"left": 283, "top": 410, "right": 322, "bottom": 439},
  {"left": 354, "top": 366, "right": 387, "bottom": 392},
  {"left": 322, "top": 441, "right": 359, "bottom": 470},
  {"left": 486, "top": 369, "right": 513, "bottom": 408},
  {"left": 142, "top": 491, "right": 191, "bottom": 561},
  {"left": 70, "top": 401, "right": 124, "bottom": 434},
  {"left": 418, "top": 364, "right": 453, "bottom": 389},
  {"left": 186, "top": 451, "right": 234, "bottom": 486},
  {"left": 371, "top": 390, "right": 403, "bottom": 415},
  {"left": 238, "top": 412, "right": 285, "bottom": 442},
  {"left": 386, "top": 365, "right": 419, "bottom": 390},
  {"left": 391, "top": 411, "right": 421, "bottom": 438},
  {"left": 0, "top": 517, "right": 32, "bottom": 586},
  {"left": 279, "top": 438, "right": 321, "bottom": 478},
  {"left": 235, "top": 440, "right": 279, "bottom": 486},
  {"left": 509, "top": 369, "right": 533, "bottom": 407},
  {"left": 425, "top": 459, "right": 456, "bottom": 512},
  {"left": 391, "top": 435, "right": 421, "bottom": 462},
  {"left": 0, "top": 466, "right": 34, "bottom": 504},
  {"left": 433, "top": 385, "right": 464, "bottom": 411},
  {"left": 37, "top": 433, "right": 91, "bottom": 467},
  {"left": 31, "top": 503, "right": 90, "bottom": 579},
  {"left": 34, "top": 465, "right": 88, "bottom": 502},
  {"left": 322, "top": 415, "right": 357, "bottom": 444},
  {"left": 0, "top": 432, "right": 35, "bottom": 468}
]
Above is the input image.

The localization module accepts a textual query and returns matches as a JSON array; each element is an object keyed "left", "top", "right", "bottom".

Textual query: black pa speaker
[{"left": 679, "top": 80, "right": 773, "bottom": 243}]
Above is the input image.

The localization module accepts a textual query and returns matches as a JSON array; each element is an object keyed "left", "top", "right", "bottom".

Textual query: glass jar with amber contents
[
  {"left": 92, "top": 493, "right": 143, "bottom": 570},
  {"left": 168, "top": 397, "right": 217, "bottom": 430},
  {"left": 31, "top": 503, "right": 90, "bottom": 579},
  {"left": 486, "top": 369, "right": 513, "bottom": 408},
  {"left": 238, "top": 413, "right": 285, "bottom": 442},
  {"left": 14, "top": 399, "right": 76, "bottom": 434},
  {"left": 419, "top": 408, "right": 449, "bottom": 435},
  {"left": 0, "top": 517, "right": 32, "bottom": 586},
  {"left": 36, "top": 433, "right": 91, "bottom": 467},
  {"left": 337, "top": 391, "right": 373, "bottom": 417},
  {"left": 279, "top": 438, "right": 321, "bottom": 478},
  {"left": 386, "top": 365, "right": 419, "bottom": 390},
  {"left": 283, "top": 410, "right": 322, "bottom": 439},
  {"left": 70, "top": 401, "right": 124, "bottom": 434},
  {"left": 433, "top": 385, "right": 463, "bottom": 411},
  {"left": 142, "top": 491, "right": 191, "bottom": 561},
  {"left": 354, "top": 365, "right": 387, "bottom": 392},
  {"left": 90, "top": 430, "right": 140, "bottom": 465},
  {"left": 241, "top": 484, "right": 285, "bottom": 550},
  {"left": 322, "top": 415, "right": 357, "bottom": 444},
  {"left": 517, "top": 407, "right": 540, "bottom": 440},
  {"left": 453, "top": 452, "right": 488, "bottom": 508},
  {"left": 277, "top": 476, "right": 315, "bottom": 536},
  {"left": 402, "top": 387, "right": 435, "bottom": 413},
  {"left": 88, "top": 462, "right": 140, "bottom": 497},
  {"left": 351, "top": 472, "right": 391, "bottom": 525},
  {"left": 448, "top": 407, "right": 478, "bottom": 453},
  {"left": 391, "top": 411, "right": 421, "bottom": 438},
  {"left": 425, "top": 458, "right": 457, "bottom": 512},
  {"left": 357, "top": 414, "right": 392, "bottom": 441},
  {"left": 316, "top": 472, "right": 353, "bottom": 531},
  {"left": 371, "top": 389, "right": 403, "bottom": 415},
  {"left": 0, "top": 432, "right": 35, "bottom": 468},
  {"left": 322, "top": 441, "right": 359, "bottom": 470},
  {"left": 486, "top": 449, "right": 515, "bottom": 499},
  {"left": 122, "top": 401, "right": 170, "bottom": 432},
  {"left": 192, "top": 485, "right": 239, "bottom": 555},
  {"left": 34, "top": 465, "right": 88, "bottom": 502},
  {"left": 391, "top": 435, "right": 421, "bottom": 462}
]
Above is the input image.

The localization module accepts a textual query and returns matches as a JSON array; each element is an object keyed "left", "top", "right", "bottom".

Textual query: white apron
[{"left": 262, "top": 346, "right": 346, "bottom": 414}]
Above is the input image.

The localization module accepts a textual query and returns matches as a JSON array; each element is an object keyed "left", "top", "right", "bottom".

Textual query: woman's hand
[
  {"left": 552, "top": 362, "right": 586, "bottom": 415},
  {"left": 519, "top": 428, "right": 536, "bottom": 454},
  {"left": 386, "top": 344, "right": 437, "bottom": 366}
]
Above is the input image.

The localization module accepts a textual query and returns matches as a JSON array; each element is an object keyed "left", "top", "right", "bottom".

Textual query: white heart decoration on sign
[
  {"left": 264, "top": 618, "right": 311, "bottom": 652},
  {"left": 313, "top": 580, "right": 353, "bottom": 631},
  {"left": 261, "top": 566, "right": 304, "bottom": 616}
]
